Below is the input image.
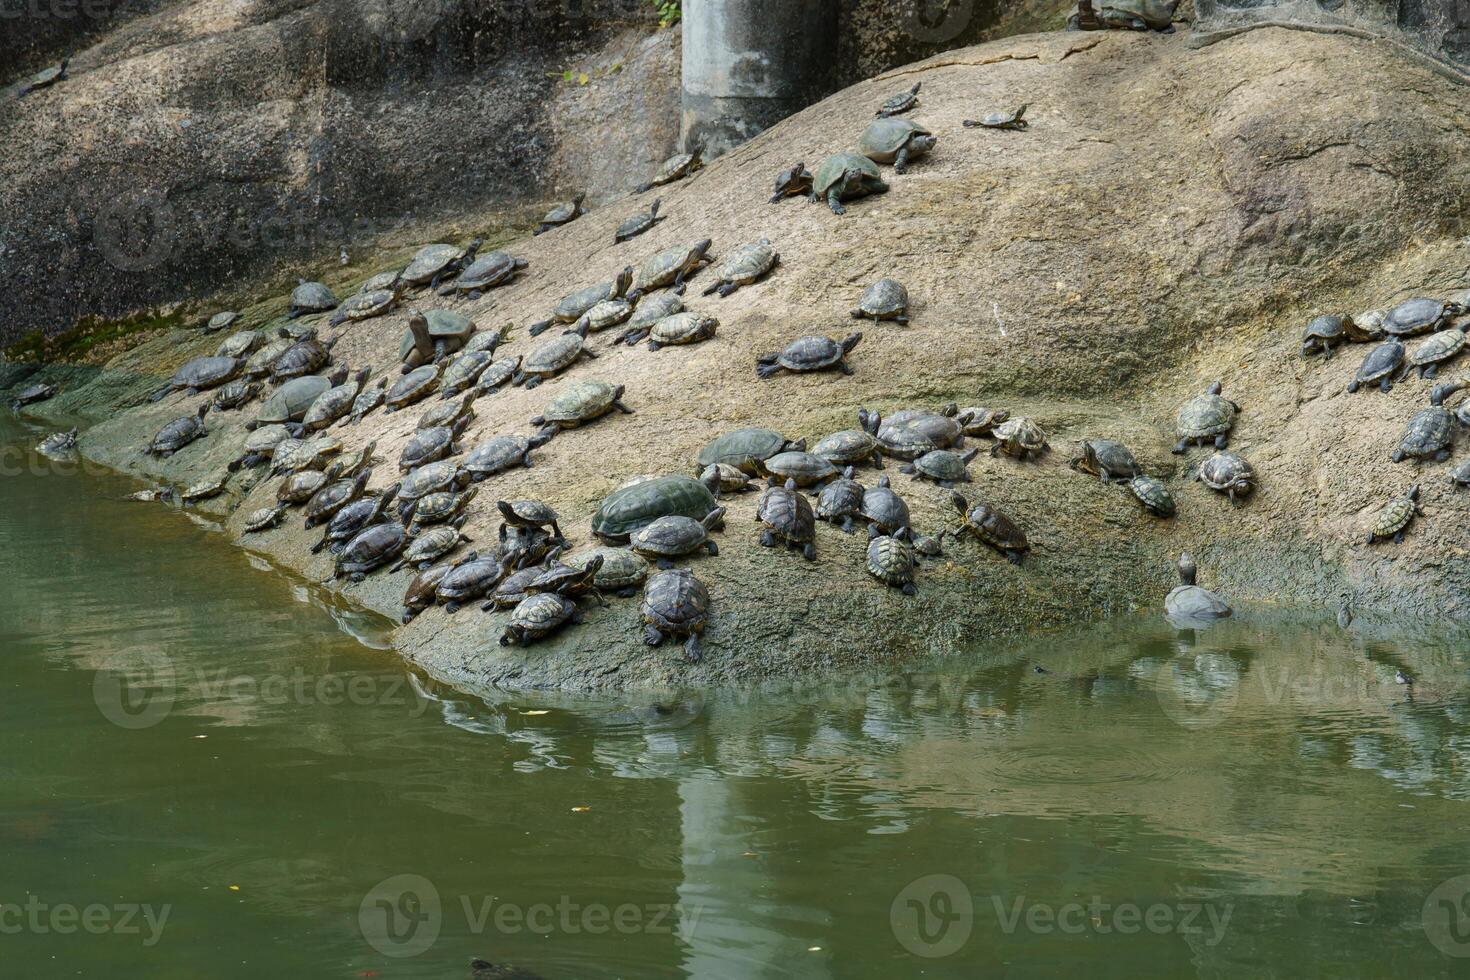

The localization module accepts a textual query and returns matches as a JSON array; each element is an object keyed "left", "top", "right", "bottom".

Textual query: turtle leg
[
  {"left": 826, "top": 189, "right": 846, "bottom": 215},
  {"left": 683, "top": 634, "right": 702, "bottom": 664},
  {"left": 901, "top": 581, "right": 917, "bottom": 596},
  {"left": 867, "top": 524, "right": 881, "bottom": 540},
  {"left": 1365, "top": 532, "right": 1376, "bottom": 545},
  {"left": 643, "top": 624, "right": 665, "bottom": 647},
  {"left": 549, "top": 521, "right": 563, "bottom": 540},
  {"left": 528, "top": 319, "right": 554, "bottom": 337},
  {"left": 718, "top": 283, "right": 740, "bottom": 298},
  {"left": 613, "top": 399, "right": 634, "bottom": 414},
  {"left": 803, "top": 543, "right": 816, "bottom": 561},
  {"left": 1381, "top": 377, "right": 1394, "bottom": 392},
  {"left": 618, "top": 586, "right": 637, "bottom": 599},
  {"left": 837, "top": 358, "right": 854, "bottom": 375},
  {"left": 525, "top": 376, "right": 543, "bottom": 390},
  {"left": 705, "top": 540, "right": 719, "bottom": 557},
  {"left": 1215, "top": 434, "right": 1229, "bottom": 449},
  {"left": 841, "top": 515, "right": 854, "bottom": 533},
  {"left": 1006, "top": 550, "right": 1024, "bottom": 566},
  {"left": 894, "top": 314, "right": 909, "bottom": 325},
  {"left": 656, "top": 558, "right": 675, "bottom": 570},
  {"left": 1171, "top": 438, "right": 1188, "bottom": 454},
  {"left": 1394, "top": 531, "right": 1406, "bottom": 544},
  {"left": 445, "top": 601, "right": 461, "bottom": 614},
  {"left": 894, "top": 146, "right": 910, "bottom": 174},
  {"left": 760, "top": 529, "right": 777, "bottom": 548},
  {"left": 1437, "top": 449, "right": 1452, "bottom": 463}
]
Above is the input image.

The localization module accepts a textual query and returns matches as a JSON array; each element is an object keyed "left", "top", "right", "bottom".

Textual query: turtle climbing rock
[
  {"left": 812, "top": 153, "right": 889, "bottom": 215},
  {"left": 1172, "top": 382, "right": 1239, "bottom": 454},
  {"left": 875, "top": 81, "right": 921, "bottom": 118},
  {"left": 1367, "top": 485, "right": 1422, "bottom": 544},
  {"left": 858, "top": 118, "right": 937, "bottom": 173},
  {"left": 701, "top": 239, "right": 779, "bottom": 299},
  {"left": 851, "top": 279, "right": 909, "bottom": 325},
  {"left": 1069, "top": 439, "right": 1141, "bottom": 483},
  {"left": 530, "top": 379, "right": 633, "bottom": 436},
  {"left": 144, "top": 405, "right": 210, "bottom": 458},
  {"left": 1300, "top": 315, "right": 1348, "bottom": 358},
  {"left": 500, "top": 593, "right": 582, "bottom": 646},
  {"left": 640, "top": 568, "right": 712, "bottom": 662},
  {"left": 534, "top": 194, "right": 586, "bottom": 235},
  {"left": 757, "top": 333, "right": 863, "bottom": 379},
  {"left": 615, "top": 199, "right": 665, "bottom": 243},
  {"left": 289, "top": 281, "right": 338, "bottom": 318},
  {"left": 867, "top": 528, "right": 918, "bottom": 595},
  {"left": 770, "top": 163, "right": 814, "bottom": 203},
  {"left": 1393, "top": 383, "right": 1461, "bottom": 463},
  {"left": 963, "top": 105, "right": 1029, "bottom": 130},
  {"left": 1195, "top": 451, "right": 1256, "bottom": 503},
  {"left": 1347, "top": 341, "right": 1406, "bottom": 393},
  {"left": 1127, "top": 475, "right": 1176, "bottom": 518},
  {"left": 948, "top": 492, "right": 1029, "bottom": 564},
  {"left": 636, "top": 146, "right": 703, "bottom": 194},
  {"left": 756, "top": 478, "right": 818, "bottom": 560}
]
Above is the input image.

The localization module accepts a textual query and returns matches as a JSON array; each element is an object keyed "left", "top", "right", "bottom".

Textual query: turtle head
[
  {"left": 784, "top": 478, "right": 797, "bottom": 491},
  {"left": 692, "top": 238, "right": 713, "bottom": 260},
  {"left": 950, "top": 491, "right": 969, "bottom": 516},
  {"left": 1430, "top": 381, "right": 1463, "bottom": 406},
  {"left": 910, "top": 82, "right": 922, "bottom": 95},
  {"left": 1206, "top": 381, "right": 1223, "bottom": 396},
  {"left": 843, "top": 465, "right": 855, "bottom": 479},
  {"left": 584, "top": 554, "right": 605, "bottom": 576},
  {"left": 858, "top": 408, "right": 880, "bottom": 435},
  {"left": 196, "top": 403, "right": 209, "bottom": 419},
  {"left": 408, "top": 311, "right": 434, "bottom": 362},
  {"left": 614, "top": 266, "right": 635, "bottom": 297},
  {"left": 380, "top": 482, "right": 401, "bottom": 505},
  {"left": 1408, "top": 484, "right": 1421, "bottom": 501},
  {"left": 703, "top": 507, "right": 726, "bottom": 530},
  {"left": 786, "top": 437, "right": 807, "bottom": 453},
  {"left": 699, "top": 465, "right": 721, "bottom": 496},
  {"left": 842, "top": 332, "right": 863, "bottom": 353},
  {"left": 352, "top": 468, "right": 372, "bottom": 491},
  {"left": 329, "top": 366, "right": 349, "bottom": 386},
  {"left": 1177, "top": 552, "right": 1198, "bottom": 586},
  {"left": 1014, "top": 103, "right": 1029, "bottom": 117},
  {"left": 911, "top": 133, "right": 938, "bottom": 155},
  {"left": 939, "top": 402, "right": 959, "bottom": 417},
  {"left": 496, "top": 500, "right": 517, "bottom": 521},
  {"left": 354, "top": 367, "right": 371, "bottom": 384},
  {"left": 572, "top": 192, "right": 586, "bottom": 206},
  {"left": 649, "top": 198, "right": 662, "bottom": 217}
]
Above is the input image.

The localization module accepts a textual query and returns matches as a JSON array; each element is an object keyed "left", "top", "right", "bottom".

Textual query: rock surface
[{"left": 16, "top": 25, "right": 1470, "bottom": 693}]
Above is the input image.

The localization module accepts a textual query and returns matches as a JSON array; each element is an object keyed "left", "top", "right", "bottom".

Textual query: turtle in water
[
  {"left": 630, "top": 511, "right": 724, "bottom": 568},
  {"left": 867, "top": 527, "right": 917, "bottom": 595},
  {"left": 948, "top": 493, "right": 1029, "bottom": 564},
  {"left": 1163, "top": 553, "right": 1232, "bottom": 623},
  {"left": 500, "top": 593, "right": 582, "bottom": 646},
  {"left": 535, "top": 193, "right": 587, "bottom": 235},
  {"left": 640, "top": 568, "right": 711, "bottom": 662},
  {"left": 11, "top": 381, "right": 59, "bottom": 410},
  {"left": 18, "top": 59, "right": 68, "bottom": 97},
  {"left": 811, "top": 153, "right": 889, "bottom": 215},
  {"left": 757, "top": 333, "right": 863, "bottom": 379},
  {"left": 815, "top": 466, "right": 865, "bottom": 532},
  {"left": 330, "top": 279, "right": 405, "bottom": 326},
  {"left": 1393, "top": 383, "right": 1461, "bottom": 463},
  {"left": 464, "top": 432, "right": 553, "bottom": 481},
  {"left": 592, "top": 475, "right": 721, "bottom": 543},
  {"left": 1346, "top": 340, "right": 1406, "bottom": 393},
  {"left": 515, "top": 323, "right": 597, "bottom": 389},
  {"left": 37, "top": 428, "right": 79, "bottom": 457},
  {"left": 401, "top": 240, "right": 483, "bottom": 290},
  {"left": 1171, "top": 382, "right": 1239, "bottom": 454},
  {"left": 1127, "top": 475, "right": 1176, "bottom": 517},
  {"left": 770, "top": 163, "right": 814, "bottom": 203},
  {"left": 1096, "top": 0, "right": 1179, "bottom": 31},
  {"left": 1300, "top": 314, "right": 1348, "bottom": 358},
  {"left": 335, "top": 522, "right": 409, "bottom": 582},
  {"left": 1195, "top": 451, "right": 1256, "bottom": 503},
  {"left": 851, "top": 279, "right": 909, "bottom": 325},
  {"left": 858, "top": 118, "right": 937, "bottom": 173},
  {"left": 861, "top": 475, "right": 911, "bottom": 538},
  {"left": 700, "top": 239, "right": 779, "bottom": 299},
  {"left": 875, "top": 81, "right": 921, "bottom": 118},
  {"left": 288, "top": 281, "right": 338, "bottom": 318},
  {"left": 1069, "top": 439, "right": 1141, "bottom": 483},
  {"left": 440, "top": 251, "right": 528, "bottom": 298},
  {"left": 528, "top": 267, "right": 634, "bottom": 337},
  {"left": 901, "top": 447, "right": 979, "bottom": 487},
  {"left": 963, "top": 104, "right": 1030, "bottom": 130},
  {"left": 990, "top": 417, "right": 1049, "bottom": 460},
  {"left": 1407, "top": 325, "right": 1468, "bottom": 379},
  {"left": 756, "top": 478, "right": 817, "bottom": 560},
  {"left": 615, "top": 199, "right": 664, "bottom": 243},
  {"left": 144, "top": 405, "right": 210, "bottom": 458},
  {"left": 529, "top": 379, "right": 633, "bottom": 437},
  {"left": 636, "top": 146, "right": 703, "bottom": 194},
  {"left": 1367, "top": 485, "right": 1422, "bottom": 544}
]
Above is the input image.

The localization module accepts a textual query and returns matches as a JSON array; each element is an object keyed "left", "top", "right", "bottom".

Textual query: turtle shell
[
  {"left": 418, "top": 391, "right": 477, "bottom": 431},
  {"left": 1349, "top": 341, "right": 1405, "bottom": 391},
  {"left": 206, "top": 311, "right": 240, "bottom": 332},
  {"left": 523, "top": 332, "right": 585, "bottom": 376},
  {"left": 631, "top": 515, "right": 716, "bottom": 558},
  {"left": 270, "top": 339, "right": 330, "bottom": 382},
  {"left": 358, "top": 271, "right": 400, "bottom": 294},
  {"left": 400, "top": 526, "right": 467, "bottom": 568},
  {"left": 412, "top": 488, "right": 473, "bottom": 527},
  {"left": 1408, "top": 327, "right": 1466, "bottom": 371},
  {"left": 650, "top": 312, "right": 718, "bottom": 346},
  {"left": 761, "top": 451, "right": 839, "bottom": 486},
  {"left": 1073, "top": 439, "right": 1140, "bottom": 480},
  {"left": 257, "top": 375, "right": 335, "bottom": 424},
  {"left": 1302, "top": 315, "right": 1346, "bottom": 343},
  {"left": 1347, "top": 308, "right": 1388, "bottom": 342},
  {"left": 1176, "top": 391, "right": 1236, "bottom": 440},
  {"left": 876, "top": 83, "right": 920, "bottom": 117},
  {"left": 349, "top": 380, "right": 387, "bottom": 422},
  {"left": 866, "top": 534, "right": 916, "bottom": 588},
  {"left": 910, "top": 449, "right": 974, "bottom": 481},
  {"left": 243, "top": 338, "right": 292, "bottom": 378},
  {"left": 554, "top": 283, "right": 615, "bottom": 322},
  {"left": 961, "top": 501, "right": 1029, "bottom": 553},
  {"left": 957, "top": 407, "right": 1009, "bottom": 436},
  {"left": 171, "top": 355, "right": 240, "bottom": 391},
  {"left": 1396, "top": 406, "right": 1455, "bottom": 460},
  {"left": 1384, "top": 297, "right": 1454, "bottom": 336},
  {"left": 757, "top": 481, "right": 816, "bottom": 541},
  {"left": 499, "top": 499, "right": 559, "bottom": 528},
  {"left": 816, "top": 473, "right": 865, "bottom": 523},
  {"left": 305, "top": 474, "right": 367, "bottom": 526},
  {"left": 436, "top": 556, "right": 504, "bottom": 604},
  {"left": 641, "top": 568, "right": 710, "bottom": 632},
  {"left": 1128, "top": 475, "right": 1176, "bottom": 517},
  {"left": 148, "top": 412, "right": 207, "bottom": 454},
  {"left": 216, "top": 331, "right": 261, "bottom": 360},
  {"left": 566, "top": 548, "right": 649, "bottom": 591},
  {"left": 386, "top": 365, "right": 441, "bottom": 410},
  {"left": 1197, "top": 452, "right": 1256, "bottom": 494},
  {"left": 856, "top": 279, "right": 909, "bottom": 317},
  {"left": 400, "top": 426, "right": 459, "bottom": 471},
  {"left": 453, "top": 252, "right": 523, "bottom": 291},
  {"left": 181, "top": 478, "right": 227, "bottom": 503},
  {"left": 813, "top": 430, "right": 881, "bottom": 466},
  {"left": 400, "top": 460, "right": 466, "bottom": 503},
  {"left": 698, "top": 428, "right": 796, "bottom": 474},
  {"left": 858, "top": 118, "right": 932, "bottom": 161},
  {"left": 535, "top": 381, "right": 621, "bottom": 427},
  {"left": 541, "top": 197, "right": 584, "bottom": 225},
  {"left": 637, "top": 242, "right": 705, "bottom": 292},
  {"left": 651, "top": 151, "right": 699, "bottom": 185},
  {"left": 303, "top": 376, "right": 364, "bottom": 431},
  {"left": 713, "top": 240, "right": 777, "bottom": 286},
  {"left": 977, "top": 107, "right": 1025, "bottom": 126},
  {"left": 475, "top": 358, "right": 520, "bottom": 394},
  {"left": 813, "top": 153, "right": 883, "bottom": 195},
  {"left": 860, "top": 476, "right": 910, "bottom": 532},
  {"left": 243, "top": 507, "right": 286, "bottom": 532},
  {"left": 592, "top": 475, "right": 720, "bottom": 542},
  {"left": 1372, "top": 494, "right": 1418, "bottom": 538},
  {"left": 333, "top": 289, "right": 397, "bottom": 324},
  {"left": 240, "top": 424, "right": 292, "bottom": 456},
  {"left": 440, "top": 351, "right": 493, "bottom": 396},
  {"left": 778, "top": 336, "right": 845, "bottom": 371},
  {"left": 336, "top": 523, "right": 407, "bottom": 575},
  {"left": 507, "top": 593, "right": 576, "bottom": 637},
  {"left": 278, "top": 469, "right": 330, "bottom": 505},
  {"left": 580, "top": 299, "right": 635, "bottom": 333},
  {"left": 627, "top": 292, "right": 685, "bottom": 330},
  {"left": 12, "top": 382, "right": 58, "bottom": 406},
  {"left": 886, "top": 411, "right": 963, "bottom": 450},
  {"left": 464, "top": 435, "right": 538, "bottom": 479},
  {"left": 402, "top": 243, "right": 469, "bottom": 285},
  {"left": 291, "top": 281, "right": 338, "bottom": 314},
  {"left": 462, "top": 328, "right": 509, "bottom": 356},
  {"left": 403, "top": 564, "right": 453, "bottom": 621}
]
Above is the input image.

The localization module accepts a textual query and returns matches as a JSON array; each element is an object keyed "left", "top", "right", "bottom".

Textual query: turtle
[
  {"left": 576, "top": 298, "right": 637, "bottom": 336},
  {"left": 304, "top": 468, "right": 372, "bottom": 529},
  {"left": 770, "top": 163, "right": 814, "bottom": 203},
  {"left": 1347, "top": 308, "right": 1388, "bottom": 342},
  {"left": 1164, "top": 553, "right": 1232, "bottom": 622},
  {"left": 436, "top": 553, "right": 506, "bottom": 613},
  {"left": 439, "top": 251, "right": 528, "bottom": 298},
  {"left": 1408, "top": 326, "right": 1468, "bottom": 379},
  {"left": 756, "top": 478, "right": 817, "bottom": 560},
  {"left": 757, "top": 333, "right": 863, "bottom": 379},
  {"left": 902, "top": 448, "right": 979, "bottom": 486},
  {"left": 464, "top": 432, "right": 553, "bottom": 481},
  {"left": 636, "top": 146, "right": 703, "bottom": 194},
  {"left": 417, "top": 389, "right": 479, "bottom": 431},
  {"left": 463, "top": 324, "right": 511, "bottom": 356},
  {"left": 496, "top": 526, "right": 563, "bottom": 573},
  {"left": 314, "top": 484, "right": 400, "bottom": 555},
  {"left": 1097, "top": 0, "right": 1179, "bottom": 31},
  {"left": 615, "top": 199, "right": 665, "bottom": 243},
  {"left": 347, "top": 379, "right": 388, "bottom": 424},
  {"left": 990, "top": 417, "right": 1049, "bottom": 460},
  {"left": 18, "top": 59, "right": 68, "bottom": 96},
  {"left": 912, "top": 530, "right": 945, "bottom": 560},
  {"left": 241, "top": 338, "right": 294, "bottom": 380},
  {"left": 278, "top": 321, "right": 320, "bottom": 342},
  {"left": 963, "top": 105, "right": 1030, "bottom": 130},
  {"left": 850, "top": 279, "right": 909, "bottom": 325},
  {"left": 642, "top": 312, "right": 719, "bottom": 352},
  {"left": 335, "top": 522, "right": 409, "bottom": 582},
  {"left": 957, "top": 407, "right": 1011, "bottom": 437},
  {"left": 439, "top": 350, "right": 494, "bottom": 398},
  {"left": 484, "top": 559, "right": 563, "bottom": 610},
  {"left": 401, "top": 240, "right": 483, "bottom": 290},
  {"left": 357, "top": 271, "right": 401, "bottom": 295},
  {"left": 180, "top": 475, "right": 229, "bottom": 504},
  {"left": 860, "top": 475, "right": 911, "bottom": 538},
  {"left": 289, "top": 281, "right": 338, "bottom": 318},
  {"left": 216, "top": 330, "right": 262, "bottom": 360},
  {"left": 402, "top": 564, "right": 454, "bottom": 623},
  {"left": 204, "top": 311, "right": 240, "bottom": 333},
  {"left": 1382, "top": 297, "right": 1460, "bottom": 337},
  {"left": 212, "top": 381, "right": 261, "bottom": 413},
  {"left": 272, "top": 434, "right": 344, "bottom": 476},
  {"left": 528, "top": 379, "right": 634, "bottom": 438},
  {"left": 948, "top": 493, "right": 1029, "bottom": 564},
  {"left": 867, "top": 528, "right": 918, "bottom": 595},
  {"left": 330, "top": 280, "right": 405, "bottom": 326},
  {"left": 699, "top": 239, "right": 779, "bottom": 299},
  {"left": 277, "top": 467, "right": 332, "bottom": 506},
  {"left": 535, "top": 193, "right": 587, "bottom": 235},
  {"left": 1171, "top": 382, "right": 1239, "bottom": 453},
  {"left": 400, "top": 310, "right": 476, "bottom": 371},
  {"left": 525, "top": 555, "right": 609, "bottom": 606},
  {"left": 496, "top": 499, "right": 563, "bottom": 540},
  {"left": 592, "top": 475, "right": 722, "bottom": 543},
  {"left": 1347, "top": 341, "right": 1407, "bottom": 393},
  {"left": 228, "top": 424, "right": 293, "bottom": 471},
  {"left": 697, "top": 429, "right": 806, "bottom": 475},
  {"left": 1128, "top": 475, "right": 1176, "bottom": 518},
  {"left": 875, "top": 81, "right": 921, "bottom": 118},
  {"left": 474, "top": 357, "right": 521, "bottom": 396},
  {"left": 623, "top": 292, "right": 685, "bottom": 338},
  {"left": 858, "top": 118, "right": 937, "bottom": 173},
  {"left": 759, "top": 450, "right": 840, "bottom": 488},
  {"left": 631, "top": 511, "right": 724, "bottom": 568},
  {"left": 1069, "top": 439, "right": 1141, "bottom": 483},
  {"left": 302, "top": 368, "right": 371, "bottom": 432},
  {"left": 1300, "top": 315, "right": 1349, "bottom": 358},
  {"left": 391, "top": 524, "right": 473, "bottom": 572},
  {"left": 409, "top": 486, "right": 480, "bottom": 534},
  {"left": 815, "top": 466, "right": 866, "bottom": 532},
  {"left": 813, "top": 429, "right": 884, "bottom": 469},
  {"left": 866, "top": 404, "right": 966, "bottom": 450},
  {"left": 699, "top": 463, "right": 759, "bottom": 497},
  {"left": 125, "top": 487, "right": 176, "bottom": 504},
  {"left": 11, "top": 382, "right": 58, "bottom": 409},
  {"left": 399, "top": 422, "right": 467, "bottom": 472},
  {"left": 529, "top": 267, "right": 636, "bottom": 337},
  {"left": 500, "top": 593, "right": 583, "bottom": 646},
  {"left": 37, "top": 427, "right": 79, "bottom": 456},
  {"left": 1393, "top": 384, "right": 1461, "bottom": 463},
  {"left": 811, "top": 153, "right": 889, "bottom": 215},
  {"left": 384, "top": 364, "right": 442, "bottom": 412},
  {"left": 150, "top": 355, "right": 241, "bottom": 401},
  {"left": 242, "top": 506, "right": 288, "bottom": 534},
  {"left": 639, "top": 568, "right": 711, "bottom": 662},
  {"left": 1195, "top": 451, "right": 1257, "bottom": 502},
  {"left": 247, "top": 370, "right": 343, "bottom": 431},
  {"left": 515, "top": 324, "right": 597, "bottom": 389},
  {"left": 144, "top": 404, "right": 210, "bottom": 457},
  {"left": 632, "top": 239, "right": 714, "bottom": 298},
  {"left": 331, "top": 439, "right": 377, "bottom": 479},
  {"left": 565, "top": 547, "right": 650, "bottom": 598},
  {"left": 397, "top": 459, "right": 472, "bottom": 517},
  {"left": 1367, "top": 485, "right": 1422, "bottom": 544},
  {"left": 269, "top": 336, "right": 334, "bottom": 383}
]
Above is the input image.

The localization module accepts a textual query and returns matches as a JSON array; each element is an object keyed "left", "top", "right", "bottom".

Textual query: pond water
[{"left": 3, "top": 414, "right": 1470, "bottom": 978}]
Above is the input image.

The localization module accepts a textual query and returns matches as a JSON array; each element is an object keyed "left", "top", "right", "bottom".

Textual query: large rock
[{"left": 21, "top": 25, "right": 1470, "bottom": 692}]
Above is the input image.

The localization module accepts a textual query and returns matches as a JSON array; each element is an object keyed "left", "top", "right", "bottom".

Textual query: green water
[{"left": 4, "top": 414, "right": 1470, "bottom": 979}]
